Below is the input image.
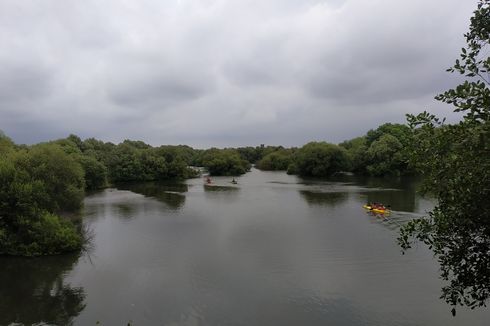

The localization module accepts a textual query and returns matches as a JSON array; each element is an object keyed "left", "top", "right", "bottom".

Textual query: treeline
[
  {"left": 0, "top": 123, "right": 412, "bottom": 256},
  {"left": 252, "top": 123, "right": 413, "bottom": 177},
  {"left": 0, "top": 132, "right": 283, "bottom": 255},
  {"left": 0, "top": 133, "right": 199, "bottom": 256}
]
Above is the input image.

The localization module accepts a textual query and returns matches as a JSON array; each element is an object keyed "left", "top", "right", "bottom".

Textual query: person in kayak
[
  {"left": 368, "top": 202, "right": 386, "bottom": 210},
  {"left": 375, "top": 203, "right": 386, "bottom": 210}
]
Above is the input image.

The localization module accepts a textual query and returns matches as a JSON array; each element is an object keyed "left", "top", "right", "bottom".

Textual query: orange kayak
[{"left": 363, "top": 205, "right": 390, "bottom": 214}]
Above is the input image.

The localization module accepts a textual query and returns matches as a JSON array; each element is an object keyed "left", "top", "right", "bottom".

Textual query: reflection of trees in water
[
  {"left": 115, "top": 203, "right": 136, "bottom": 219},
  {"left": 298, "top": 175, "right": 420, "bottom": 211},
  {"left": 203, "top": 184, "right": 239, "bottom": 192},
  {"left": 0, "top": 253, "right": 85, "bottom": 325},
  {"left": 361, "top": 189, "right": 416, "bottom": 213},
  {"left": 117, "top": 182, "right": 187, "bottom": 210},
  {"left": 299, "top": 190, "right": 348, "bottom": 207},
  {"left": 351, "top": 176, "right": 419, "bottom": 212}
]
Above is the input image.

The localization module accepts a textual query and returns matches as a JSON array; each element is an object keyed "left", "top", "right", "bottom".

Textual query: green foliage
[
  {"left": 236, "top": 146, "right": 262, "bottom": 163},
  {"left": 1, "top": 211, "right": 82, "bottom": 256},
  {"left": 0, "top": 152, "right": 46, "bottom": 221},
  {"left": 366, "top": 134, "right": 404, "bottom": 176},
  {"left": 236, "top": 145, "right": 284, "bottom": 164},
  {"left": 107, "top": 143, "right": 147, "bottom": 182},
  {"left": 339, "top": 136, "right": 368, "bottom": 174},
  {"left": 340, "top": 123, "right": 412, "bottom": 176},
  {"left": 81, "top": 138, "right": 116, "bottom": 165},
  {"left": 201, "top": 148, "right": 251, "bottom": 176},
  {"left": 364, "top": 123, "right": 411, "bottom": 176},
  {"left": 104, "top": 142, "right": 199, "bottom": 183},
  {"left": 366, "top": 123, "right": 412, "bottom": 147},
  {"left": 25, "top": 144, "right": 85, "bottom": 211},
  {"left": 0, "top": 143, "right": 84, "bottom": 256},
  {"left": 399, "top": 0, "right": 490, "bottom": 313},
  {"left": 256, "top": 149, "right": 294, "bottom": 171},
  {"left": 78, "top": 155, "right": 108, "bottom": 190},
  {"left": 292, "top": 142, "right": 349, "bottom": 177},
  {"left": 0, "top": 130, "right": 15, "bottom": 155},
  {"left": 122, "top": 139, "right": 151, "bottom": 149},
  {"left": 157, "top": 145, "right": 199, "bottom": 166}
]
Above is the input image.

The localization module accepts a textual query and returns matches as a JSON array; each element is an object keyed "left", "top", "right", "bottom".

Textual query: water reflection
[
  {"left": 299, "top": 190, "right": 348, "bottom": 207},
  {"left": 5, "top": 171, "right": 486, "bottom": 326},
  {"left": 360, "top": 189, "right": 416, "bottom": 212},
  {"left": 329, "top": 175, "right": 421, "bottom": 213},
  {"left": 203, "top": 184, "right": 240, "bottom": 192},
  {"left": 0, "top": 253, "right": 85, "bottom": 326},
  {"left": 117, "top": 182, "right": 187, "bottom": 210},
  {"left": 115, "top": 203, "right": 136, "bottom": 219}
]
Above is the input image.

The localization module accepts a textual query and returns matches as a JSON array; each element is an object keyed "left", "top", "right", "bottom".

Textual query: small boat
[{"left": 363, "top": 204, "right": 390, "bottom": 215}]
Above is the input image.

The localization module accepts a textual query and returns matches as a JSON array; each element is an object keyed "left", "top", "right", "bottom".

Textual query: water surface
[{"left": 1, "top": 169, "right": 489, "bottom": 325}]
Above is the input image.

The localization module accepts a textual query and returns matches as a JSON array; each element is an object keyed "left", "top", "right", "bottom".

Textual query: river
[{"left": 1, "top": 168, "right": 489, "bottom": 325}]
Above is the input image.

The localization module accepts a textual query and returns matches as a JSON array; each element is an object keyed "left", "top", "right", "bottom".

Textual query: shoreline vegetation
[{"left": 0, "top": 122, "right": 413, "bottom": 257}]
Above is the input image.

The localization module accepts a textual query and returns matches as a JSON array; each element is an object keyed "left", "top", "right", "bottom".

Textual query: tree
[
  {"left": 78, "top": 155, "right": 108, "bottom": 190},
  {"left": 0, "top": 143, "right": 83, "bottom": 256},
  {"left": 256, "top": 149, "right": 294, "bottom": 171},
  {"left": 339, "top": 123, "right": 413, "bottom": 176},
  {"left": 107, "top": 143, "right": 145, "bottom": 182},
  {"left": 339, "top": 136, "right": 368, "bottom": 174},
  {"left": 365, "top": 134, "right": 404, "bottom": 176},
  {"left": 399, "top": 0, "right": 490, "bottom": 314},
  {"left": 201, "top": 148, "right": 251, "bottom": 176},
  {"left": 366, "top": 123, "right": 412, "bottom": 148},
  {"left": 0, "top": 130, "right": 15, "bottom": 154},
  {"left": 292, "top": 142, "right": 349, "bottom": 177},
  {"left": 24, "top": 144, "right": 85, "bottom": 212}
]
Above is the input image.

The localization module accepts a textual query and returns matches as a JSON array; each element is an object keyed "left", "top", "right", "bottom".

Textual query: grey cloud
[
  {"left": 0, "top": 0, "right": 479, "bottom": 147},
  {"left": 222, "top": 43, "right": 290, "bottom": 88},
  {"left": 0, "top": 61, "right": 54, "bottom": 103},
  {"left": 109, "top": 72, "right": 211, "bottom": 108}
]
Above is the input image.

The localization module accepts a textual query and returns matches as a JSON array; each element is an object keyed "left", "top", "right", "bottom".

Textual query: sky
[{"left": 0, "top": 0, "right": 478, "bottom": 148}]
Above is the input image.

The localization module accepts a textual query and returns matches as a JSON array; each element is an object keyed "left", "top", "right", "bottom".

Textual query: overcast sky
[{"left": 0, "top": 0, "right": 477, "bottom": 148}]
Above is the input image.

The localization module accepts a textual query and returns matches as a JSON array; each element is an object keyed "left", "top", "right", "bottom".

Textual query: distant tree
[
  {"left": 78, "top": 155, "right": 108, "bottom": 190},
  {"left": 236, "top": 146, "right": 261, "bottom": 163},
  {"left": 140, "top": 149, "right": 168, "bottom": 180},
  {"left": 399, "top": 0, "right": 490, "bottom": 314},
  {"left": 81, "top": 138, "right": 116, "bottom": 167},
  {"left": 0, "top": 130, "right": 15, "bottom": 154},
  {"left": 256, "top": 149, "right": 294, "bottom": 171},
  {"left": 67, "top": 134, "right": 84, "bottom": 151},
  {"left": 366, "top": 123, "right": 412, "bottom": 147},
  {"left": 201, "top": 148, "right": 251, "bottom": 176},
  {"left": 366, "top": 134, "right": 404, "bottom": 176},
  {"left": 236, "top": 145, "right": 284, "bottom": 164},
  {"left": 24, "top": 144, "right": 85, "bottom": 211},
  {"left": 122, "top": 139, "right": 151, "bottom": 149},
  {"left": 339, "top": 123, "right": 413, "bottom": 176},
  {"left": 292, "top": 142, "right": 349, "bottom": 177},
  {"left": 339, "top": 136, "right": 368, "bottom": 174},
  {"left": 107, "top": 143, "right": 145, "bottom": 182}
]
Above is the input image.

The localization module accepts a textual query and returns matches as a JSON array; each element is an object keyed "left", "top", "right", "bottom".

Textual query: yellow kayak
[{"left": 363, "top": 205, "right": 390, "bottom": 215}]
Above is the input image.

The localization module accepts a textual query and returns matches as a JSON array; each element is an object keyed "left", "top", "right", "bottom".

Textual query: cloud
[
  {"left": 0, "top": 60, "right": 54, "bottom": 104},
  {"left": 0, "top": 0, "right": 478, "bottom": 147}
]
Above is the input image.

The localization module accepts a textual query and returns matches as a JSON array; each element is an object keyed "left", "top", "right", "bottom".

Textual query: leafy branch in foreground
[{"left": 398, "top": 0, "right": 490, "bottom": 315}]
